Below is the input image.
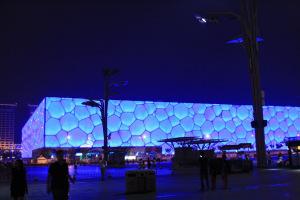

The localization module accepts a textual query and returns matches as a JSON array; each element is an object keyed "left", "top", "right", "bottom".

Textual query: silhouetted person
[
  {"left": 152, "top": 159, "right": 157, "bottom": 173},
  {"left": 199, "top": 152, "right": 209, "bottom": 191},
  {"left": 139, "top": 160, "right": 145, "bottom": 169},
  {"left": 267, "top": 151, "right": 272, "bottom": 168},
  {"left": 47, "top": 150, "right": 74, "bottom": 200},
  {"left": 209, "top": 154, "right": 218, "bottom": 190},
  {"left": 142, "top": 160, "right": 146, "bottom": 169},
  {"left": 221, "top": 152, "right": 229, "bottom": 189},
  {"left": 147, "top": 157, "right": 151, "bottom": 169},
  {"left": 74, "top": 161, "right": 78, "bottom": 170},
  {"left": 245, "top": 154, "right": 249, "bottom": 160},
  {"left": 277, "top": 152, "right": 283, "bottom": 167},
  {"left": 99, "top": 157, "right": 107, "bottom": 181},
  {"left": 73, "top": 161, "right": 78, "bottom": 182},
  {"left": 11, "top": 159, "right": 28, "bottom": 200}
]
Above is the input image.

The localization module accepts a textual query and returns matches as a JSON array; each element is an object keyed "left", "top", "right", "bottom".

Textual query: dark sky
[{"left": 1, "top": 0, "right": 300, "bottom": 107}]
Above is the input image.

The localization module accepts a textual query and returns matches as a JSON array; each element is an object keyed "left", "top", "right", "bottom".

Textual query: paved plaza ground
[{"left": 1, "top": 166, "right": 300, "bottom": 200}]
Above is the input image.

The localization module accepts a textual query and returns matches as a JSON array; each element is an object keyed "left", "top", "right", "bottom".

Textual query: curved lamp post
[
  {"left": 82, "top": 68, "right": 128, "bottom": 164},
  {"left": 195, "top": 0, "right": 267, "bottom": 168}
]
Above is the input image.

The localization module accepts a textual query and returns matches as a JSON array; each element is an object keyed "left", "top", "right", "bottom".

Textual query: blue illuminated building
[{"left": 21, "top": 97, "right": 300, "bottom": 158}]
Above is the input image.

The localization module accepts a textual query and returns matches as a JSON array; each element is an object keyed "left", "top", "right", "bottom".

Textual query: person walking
[
  {"left": 10, "top": 159, "right": 28, "bottom": 200},
  {"left": 267, "top": 151, "right": 272, "bottom": 168},
  {"left": 209, "top": 154, "right": 218, "bottom": 191},
  {"left": 221, "top": 152, "right": 229, "bottom": 189},
  {"left": 47, "top": 150, "right": 74, "bottom": 200},
  {"left": 147, "top": 157, "right": 151, "bottom": 169},
  {"left": 99, "top": 157, "right": 107, "bottom": 181},
  {"left": 277, "top": 152, "right": 283, "bottom": 167},
  {"left": 152, "top": 159, "right": 157, "bottom": 174},
  {"left": 199, "top": 152, "right": 210, "bottom": 191}
]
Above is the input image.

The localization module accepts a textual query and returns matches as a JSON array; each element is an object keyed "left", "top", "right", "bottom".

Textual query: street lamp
[
  {"left": 82, "top": 100, "right": 103, "bottom": 108},
  {"left": 82, "top": 68, "right": 127, "bottom": 164},
  {"left": 195, "top": 0, "right": 267, "bottom": 168}
]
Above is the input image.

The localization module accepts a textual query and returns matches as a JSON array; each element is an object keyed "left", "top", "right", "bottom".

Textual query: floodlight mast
[
  {"left": 195, "top": 0, "right": 267, "bottom": 168},
  {"left": 82, "top": 68, "right": 127, "bottom": 165},
  {"left": 103, "top": 70, "right": 110, "bottom": 163},
  {"left": 103, "top": 70, "right": 128, "bottom": 163}
]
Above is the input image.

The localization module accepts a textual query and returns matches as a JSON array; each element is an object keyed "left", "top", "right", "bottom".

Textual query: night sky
[{"left": 1, "top": 0, "right": 300, "bottom": 141}]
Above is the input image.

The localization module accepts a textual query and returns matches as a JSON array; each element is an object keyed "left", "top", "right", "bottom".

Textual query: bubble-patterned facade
[
  {"left": 21, "top": 97, "right": 300, "bottom": 158},
  {"left": 22, "top": 99, "right": 45, "bottom": 158}
]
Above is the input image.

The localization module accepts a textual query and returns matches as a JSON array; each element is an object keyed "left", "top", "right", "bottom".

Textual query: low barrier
[{"left": 126, "top": 170, "right": 156, "bottom": 194}]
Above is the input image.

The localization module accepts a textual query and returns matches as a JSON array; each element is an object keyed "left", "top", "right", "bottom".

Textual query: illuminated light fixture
[
  {"left": 194, "top": 13, "right": 220, "bottom": 24},
  {"left": 67, "top": 135, "right": 71, "bottom": 140},
  {"left": 142, "top": 135, "right": 147, "bottom": 139},
  {"left": 194, "top": 14, "right": 207, "bottom": 23},
  {"left": 125, "top": 155, "right": 136, "bottom": 160},
  {"left": 205, "top": 134, "right": 211, "bottom": 139},
  {"left": 226, "top": 36, "right": 264, "bottom": 44},
  {"left": 75, "top": 152, "right": 83, "bottom": 156}
]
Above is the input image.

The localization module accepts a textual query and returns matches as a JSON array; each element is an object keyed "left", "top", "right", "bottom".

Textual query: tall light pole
[
  {"left": 195, "top": 0, "right": 267, "bottom": 168},
  {"left": 102, "top": 68, "right": 118, "bottom": 163},
  {"left": 83, "top": 68, "right": 127, "bottom": 163}
]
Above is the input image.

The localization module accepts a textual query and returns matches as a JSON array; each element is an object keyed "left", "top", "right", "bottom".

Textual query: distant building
[
  {"left": 22, "top": 97, "right": 300, "bottom": 158},
  {"left": 0, "top": 103, "right": 17, "bottom": 149}
]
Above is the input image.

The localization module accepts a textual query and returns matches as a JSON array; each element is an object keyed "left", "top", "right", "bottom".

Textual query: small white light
[
  {"left": 205, "top": 134, "right": 210, "bottom": 139},
  {"left": 200, "top": 18, "right": 207, "bottom": 23},
  {"left": 142, "top": 135, "right": 147, "bottom": 139},
  {"left": 67, "top": 135, "right": 71, "bottom": 140},
  {"left": 125, "top": 155, "right": 136, "bottom": 160},
  {"left": 194, "top": 15, "right": 207, "bottom": 24}
]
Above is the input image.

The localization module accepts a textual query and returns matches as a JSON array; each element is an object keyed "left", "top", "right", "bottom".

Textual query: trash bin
[
  {"left": 126, "top": 170, "right": 146, "bottom": 193},
  {"left": 126, "top": 170, "right": 156, "bottom": 194},
  {"left": 144, "top": 170, "right": 156, "bottom": 192},
  {"left": 126, "top": 170, "right": 139, "bottom": 193},
  {"left": 137, "top": 171, "right": 146, "bottom": 192}
]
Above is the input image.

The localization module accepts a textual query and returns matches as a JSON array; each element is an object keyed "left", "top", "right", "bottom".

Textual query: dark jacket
[
  {"left": 11, "top": 167, "right": 28, "bottom": 197},
  {"left": 48, "top": 161, "right": 70, "bottom": 191},
  {"left": 199, "top": 157, "right": 209, "bottom": 173}
]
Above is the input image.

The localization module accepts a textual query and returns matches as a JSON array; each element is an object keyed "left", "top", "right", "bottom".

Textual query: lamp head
[
  {"left": 82, "top": 100, "right": 100, "bottom": 107},
  {"left": 194, "top": 14, "right": 219, "bottom": 24},
  {"left": 194, "top": 14, "right": 207, "bottom": 23}
]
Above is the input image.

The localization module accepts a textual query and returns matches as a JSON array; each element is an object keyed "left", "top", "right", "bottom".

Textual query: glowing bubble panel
[
  {"left": 21, "top": 99, "right": 45, "bottom": 158},
  {"left": 44, "top": 97, "right": 103, "bottom": 148},
  {"left": 23, "top": 97, "right": 300, "bottom": 157}
]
